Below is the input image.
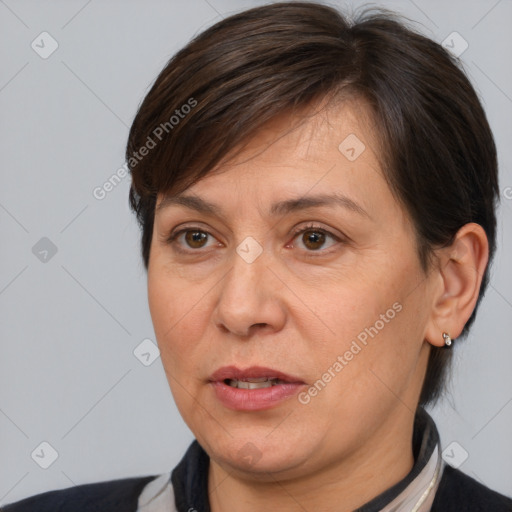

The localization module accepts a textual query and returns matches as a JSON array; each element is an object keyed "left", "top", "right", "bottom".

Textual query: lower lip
[{"left": 210, "top": 381, "right": 306, "bottom": 411}]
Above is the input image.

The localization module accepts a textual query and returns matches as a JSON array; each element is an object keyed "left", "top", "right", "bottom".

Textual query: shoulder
[
  {"left": 432, "top": 465, "right": 512, "bottom": 511},
  {"left": 1, "top": 474, "right": 158, "bottom": 512}
]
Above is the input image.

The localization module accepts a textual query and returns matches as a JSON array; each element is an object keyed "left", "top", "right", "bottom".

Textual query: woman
[{"left": 5, "top": 2, "right": 511, "bottom": 511}]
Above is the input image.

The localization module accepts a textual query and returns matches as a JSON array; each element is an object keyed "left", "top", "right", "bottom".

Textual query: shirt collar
[{"left": 137, "top": 407, "right": 445, "bottom": 512}]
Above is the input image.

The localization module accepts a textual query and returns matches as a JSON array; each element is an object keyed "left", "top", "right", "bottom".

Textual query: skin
[{"left": 147, "top": 99, "right": 489, "bottom": 512}]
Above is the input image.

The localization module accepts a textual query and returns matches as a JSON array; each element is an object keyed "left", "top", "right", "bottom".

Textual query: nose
[{"left": 212, "top": 247, "right": 286, "bottom": 338}]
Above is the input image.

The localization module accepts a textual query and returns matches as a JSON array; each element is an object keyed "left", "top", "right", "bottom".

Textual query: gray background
[{"left": 1, "top": 0, "right": 511, "bottom": 505}]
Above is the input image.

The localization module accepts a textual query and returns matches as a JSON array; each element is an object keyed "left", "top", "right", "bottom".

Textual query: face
[{"left": 148, "top": 100, "right": 436, "bottom": 481}]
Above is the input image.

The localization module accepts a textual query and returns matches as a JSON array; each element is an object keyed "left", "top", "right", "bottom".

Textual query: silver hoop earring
[{"left": 442, "top": 332, "right": 452, "bottom": 347}]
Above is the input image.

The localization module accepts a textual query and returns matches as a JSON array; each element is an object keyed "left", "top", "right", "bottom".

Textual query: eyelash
[{"left": 165, "top": 223, "right": 343, "bottom": 257}]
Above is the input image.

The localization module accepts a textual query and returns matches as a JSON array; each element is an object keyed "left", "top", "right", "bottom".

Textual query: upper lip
[{"left": 209, "top": 365, "right": 305, "bottom": 384}]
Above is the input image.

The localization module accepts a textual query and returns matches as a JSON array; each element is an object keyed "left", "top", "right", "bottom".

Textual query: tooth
[
  {"left": 227, "top": 379, "right": 279, "bottom": 389},
  {"left": 252, "top": 381, "right": 273, "bottom": 389},
  {"left": 238, "top": 380, "right": 273, "bottom": 389},
  {"left": 224, "top": 376, "right": 291, "bottom": 389}
]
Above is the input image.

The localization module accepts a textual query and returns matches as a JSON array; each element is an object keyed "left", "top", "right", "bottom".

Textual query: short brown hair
[{"left": 126, "top": 2, "right": 499, "bottom": 405}]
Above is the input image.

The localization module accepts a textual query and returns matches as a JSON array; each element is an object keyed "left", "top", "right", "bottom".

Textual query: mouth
[
  {"left": 223, "top": 377, "right": 291, "bottom": 389},
  {"left": 209, "top": 366, "right": 306, "bottom": 411},
  {"left": 209, "top": 365, "right": 305, "bottom": 386}
]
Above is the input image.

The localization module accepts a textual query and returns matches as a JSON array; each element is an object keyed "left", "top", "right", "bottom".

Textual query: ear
[{"left": 424, "top": 223, "right": 489, "bottom": 348}]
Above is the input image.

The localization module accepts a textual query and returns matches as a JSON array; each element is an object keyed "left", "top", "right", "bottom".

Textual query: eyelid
[{"left": 163, "top": 221, "right": 215, "bottom": 240}]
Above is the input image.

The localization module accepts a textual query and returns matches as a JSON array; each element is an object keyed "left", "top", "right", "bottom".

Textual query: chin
[{"left": 203, "top": 430, "right": 315, "bottom": 478}]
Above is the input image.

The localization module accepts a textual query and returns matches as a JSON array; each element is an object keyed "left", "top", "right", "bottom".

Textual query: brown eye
[
  {"left": 165, "top": 226, "right": 221, "bottom": 254},
  {"left": 291, "top": 224, "right": 340, "bottom": 253},
  {"left": 183, "top": 230, "right": 209, "bottom": 248},
  {"left": 301, "top": 229, "right": 326, "bottom": 250}
]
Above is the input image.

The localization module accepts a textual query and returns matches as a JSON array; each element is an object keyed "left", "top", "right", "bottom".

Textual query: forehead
[
  {"left": 230, "top": 96, "right": 378, "bottom": 164},
  {"left": 156, "top": 98, "right": 385, "bottom": 207}
]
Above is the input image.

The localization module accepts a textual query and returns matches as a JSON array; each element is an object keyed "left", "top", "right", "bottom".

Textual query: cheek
[
  {"left": 147, "top": 270, "right": 211, "bottom": 416},
  {"left": 310, "top": 271, "right": 394, "bottom": 348},
  {"left": 148, "top": 267, "right": 195, "bottom": 359},
  {"left": 304, "top": 255, "right": 424, "bottom": 390}
]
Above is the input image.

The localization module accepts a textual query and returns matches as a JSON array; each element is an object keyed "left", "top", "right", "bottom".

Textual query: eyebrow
[{"left": 156, "top": 192, "right": 370, "bottom": 219}]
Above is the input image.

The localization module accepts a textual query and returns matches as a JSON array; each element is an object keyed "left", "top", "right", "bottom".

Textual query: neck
[{"left": 208, "top": 408, "right": 416, "bottom": 512}]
